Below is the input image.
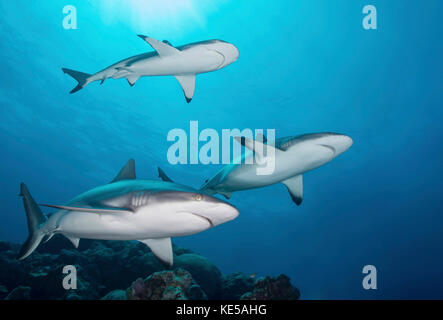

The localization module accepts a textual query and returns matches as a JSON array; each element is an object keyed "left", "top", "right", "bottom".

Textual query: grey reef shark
[
  {"left": 194, "top": 132, "right": 353, "bottom": 205},
  {"left": 17, "top": 160, "right": 239, "bottom": 266},
  {"left": 62, "top": 35, "right": 239, "bottom": 102}
]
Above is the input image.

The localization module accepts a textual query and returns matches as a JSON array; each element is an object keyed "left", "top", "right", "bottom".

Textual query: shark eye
[{"left": 194, "top": 194, "right": 203, "bottom": 201}]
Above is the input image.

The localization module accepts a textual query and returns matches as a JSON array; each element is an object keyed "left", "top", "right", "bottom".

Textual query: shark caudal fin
[
  {"left": 62, "top": 68, "right": 92, "bottom": 94},
  {"left": 17, "top": 183, "right": 47, "bottom": 260}
]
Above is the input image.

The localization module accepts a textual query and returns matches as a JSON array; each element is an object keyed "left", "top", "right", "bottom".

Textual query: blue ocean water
[{"left": 0, "top": 0, "right": 442, "bottom": 299}]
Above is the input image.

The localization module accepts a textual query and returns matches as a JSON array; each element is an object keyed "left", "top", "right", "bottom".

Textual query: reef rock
[
  {"left": 174, "top": 253, "right": 222, "bottom": 298},
  {"left": 0, "top": 285, "right": 9, "bottom": 299},
  {"left": 240, "top": 274, "right": 300, "bottom": 300},
  {"left": 5, "top": 286, "right": 31, "bottom": 300},
  {"left": 101, "top": 289, "right": 127, "bottom": 300},
  {"left": 126, "top": 268, "right": 206, "bottom": 300},
  {"left": 0, "top": 239, "right": 300, "bottom": 300},
  {"left": 220, "top": 272, "right": 255, "bottom": 299}
]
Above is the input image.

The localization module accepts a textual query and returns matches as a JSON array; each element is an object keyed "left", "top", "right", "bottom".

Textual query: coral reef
[
  {"left": 240, "top": 275, "right": 301, "bottom": 300},
  {"left": 126, "top": 268, "right": 207, "bottom": 300},
  {"left": 0, "top": 237, "right": 300, "bottom": 300},
  {"left": 220, "top": 272, "right": 255, "bottom": 299}
]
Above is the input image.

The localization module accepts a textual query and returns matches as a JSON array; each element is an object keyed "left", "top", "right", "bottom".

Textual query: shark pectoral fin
[
  {"left": 158, "top": 167, "right": 173, "bottom": 182},
  {"left": 174, "top": 75, "right": 196, "bottom": 103},
  {"left": 219, "top": 191, "right": 232, "bottom": 200},
  {"left": 282, "top": 175, "right": 303, "bottom": 206},
  {"left": 137, "top": 35, "right": 180, "bottom": 56},
  {"left": 111, "top": 159, "right": 136, "bottom": 183},
  {"left": 63, "top": 235, "right": 80, "bottom": 248},
  {"left": 126, "top": 74, "right": 140, "bottom": 87},
  {"left": 139, "top": 238, "right": 173, "bottom": 266},
  {"left": 39, "top": 204, "right": 130, "bottom": 215}
]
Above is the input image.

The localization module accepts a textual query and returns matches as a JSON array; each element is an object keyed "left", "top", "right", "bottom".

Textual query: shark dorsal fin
[
  {"left": 158, "top": 167, "right": 173, "bottom": 182},
  {"left": 111, "top": 159, "right": 136, "bottom": 183},
  {"left": 256, "top": 133, "right": 267, "bottom": 143},
  {"left": 162, "top": 40, "right": 172, "bottom": 46},
  {"left": 137, "top": 35, "right": 180, "bottom": 57}
]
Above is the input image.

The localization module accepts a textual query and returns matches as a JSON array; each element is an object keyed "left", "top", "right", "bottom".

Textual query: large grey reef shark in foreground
[
  {"left": 194, "top": 132, "right": 353, "bottom": 205},
  {"left": 62, "top": 35, "right": 239, "bottom": 102},
  {"left": 17, "top": 160, "right": 239, "bottom": 266}
]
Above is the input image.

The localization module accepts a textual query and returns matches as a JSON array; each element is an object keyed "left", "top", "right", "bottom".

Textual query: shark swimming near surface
[
  {"left": 62, "top": 35, "right": 239, "bottom": 102},
  {"left": 17, "top": 159, "right": 239, "bottom": 265},
  {"left": 194, "top": 133, "right": 353, "bottom": 205}
]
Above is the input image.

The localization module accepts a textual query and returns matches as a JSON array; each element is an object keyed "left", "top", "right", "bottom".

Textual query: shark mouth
[
  {"left": 208, "top": 49, "right": 226, "bottom": 69},
  {"left": 318, "top": 144, "right": 336, "bottom": 155},
  {"left": 190, "top": 213, "right": 214, "bottom": 227}
]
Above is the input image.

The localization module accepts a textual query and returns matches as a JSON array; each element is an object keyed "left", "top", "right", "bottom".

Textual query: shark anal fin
[
  {"left": 139, "top": 238, "right": 173, "bottom": 266},
  {"left": 137, "top": 35, "right": 180, "bottom": 57},
  {"left": 64, "top": 235, "right": 80, "bottom": 248},
  {"left": 282, "top": 175, "right": 303, "bottom": 206},
  {"left": 158, "top": 167, "right": 173, "bottom": 182},
  {"left": 111, "top": 159, "right": 136, "bottom": 183},
  {"left": 174, "top": 75, "right": 196, "bottom": 103}
]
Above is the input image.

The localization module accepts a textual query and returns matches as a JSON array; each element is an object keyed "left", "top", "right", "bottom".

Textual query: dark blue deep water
[{"left": 0, "top": 1, "right": 442, "bottom": 299}]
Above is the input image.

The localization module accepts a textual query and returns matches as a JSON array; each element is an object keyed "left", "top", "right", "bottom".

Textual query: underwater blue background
[{"left": 0, "top": 0, "right": 442, "bottom": 299}]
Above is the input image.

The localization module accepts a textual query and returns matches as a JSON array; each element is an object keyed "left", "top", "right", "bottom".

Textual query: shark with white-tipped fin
[{"left": 62, "top": 35, "right": 239, "bottom": 102}]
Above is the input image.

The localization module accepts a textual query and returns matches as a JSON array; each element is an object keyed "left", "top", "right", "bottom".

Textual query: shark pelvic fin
[
  {"left": 126, "top": 74, "right": 140, "bottom": 87},
  {"left": 174, "top": 75, "right": 196, "bottom": 103},
  {"left": 282, "top": 175, "right": 303, "bottom": 206},
  {"left": 158, "top": 167, "right": 173, "bottom": 182},
  {"left": 139, "top": 238, "right": 173, "bottom": 266},
  {"left": 137, "top": 35, "right": 180, "bottom": 57},
  {"left": 64, "top": 235, "right": 80, "bottom": 248},
  {"left": 111, "top": 159, "right": 136, "bottom": 183}
]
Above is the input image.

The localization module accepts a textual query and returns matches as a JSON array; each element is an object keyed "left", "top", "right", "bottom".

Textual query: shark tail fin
[
  {"left": 62, "top": 68, "right": 91, "bottom": 94},
  {"left": 17, "top": 183, "right": 47, "bottom": 260}
]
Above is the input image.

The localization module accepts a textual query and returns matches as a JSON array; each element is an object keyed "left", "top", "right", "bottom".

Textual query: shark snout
[
  {"left": 326, "top": 134, "right": 353, "bottom": 156},
  {"left": 197, "top": 200, "right": 239, "bottom": 227},
  {"left": 337, "top": 134, "right": 353, "bottom": 154},
  {"left": 217, "top": 43, "right": 239, "bottom": 67},
  {"left": 231, "top": 44, "right": 240, "bottom": 61}
]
